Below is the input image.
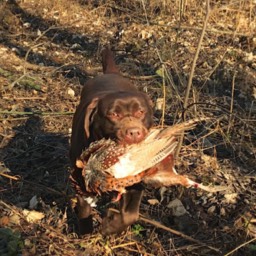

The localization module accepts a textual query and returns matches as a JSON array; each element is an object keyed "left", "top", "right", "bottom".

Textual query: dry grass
[{"left": 0, "top": 0, "right": 255, "bottom": 255}]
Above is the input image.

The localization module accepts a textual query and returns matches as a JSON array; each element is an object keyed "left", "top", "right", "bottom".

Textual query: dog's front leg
[
  {"left": 75, "top": 195, "right": 93, "bottom": 235},
  {"left": 101, "top": 184, "right": 144, "bottom": 235}
]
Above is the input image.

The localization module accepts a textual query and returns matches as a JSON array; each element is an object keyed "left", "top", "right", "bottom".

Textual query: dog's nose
[{"left": 125, "top": 127, "right": 144, "bottom": 143}]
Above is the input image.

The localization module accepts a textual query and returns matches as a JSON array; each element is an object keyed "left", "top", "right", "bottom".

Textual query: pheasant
[{"left": 70, "top": 119, "right": 227, "bottom": 198}]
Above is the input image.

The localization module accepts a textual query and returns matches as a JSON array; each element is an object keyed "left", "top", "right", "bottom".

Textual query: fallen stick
[
  {"left": 109, "top": 208, "right": 221, "bottom": 253},
  {"left": 0, "top": 172, "right": 20, "bottom": 181}
]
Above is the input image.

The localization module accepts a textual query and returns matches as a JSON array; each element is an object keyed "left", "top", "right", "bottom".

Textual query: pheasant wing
[
  {"left": 153, "top": 118, "right": 201, "bottom": 139},
  {"left": 104, "top": 136, "right": 178, "bottom": 178}
]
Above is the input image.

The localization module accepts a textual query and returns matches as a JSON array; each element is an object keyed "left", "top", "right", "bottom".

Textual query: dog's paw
[
  {"left": 101, "top": 213, "right": 126, "bottom": 236},
  {"left": 75, "top": 195, "right": 92, "bottom": 219}
]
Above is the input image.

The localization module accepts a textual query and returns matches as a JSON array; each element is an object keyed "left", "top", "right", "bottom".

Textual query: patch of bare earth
[{"left": 0, "top": 0, "right": 255, "bottom": 255}]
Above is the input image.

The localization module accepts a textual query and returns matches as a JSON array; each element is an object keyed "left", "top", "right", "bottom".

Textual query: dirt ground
[{"left": 0, "top": 0, "right": 255, "bottom": 255}]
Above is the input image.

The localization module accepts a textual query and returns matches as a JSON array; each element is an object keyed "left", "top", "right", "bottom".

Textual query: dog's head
[{"left": 84, "top": 91, "right": 153, "bottom": 144}]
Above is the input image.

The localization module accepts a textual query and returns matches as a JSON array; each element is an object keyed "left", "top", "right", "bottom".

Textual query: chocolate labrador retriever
[{"left": 70, "top": 48, "right": 153, "bottom": 235}]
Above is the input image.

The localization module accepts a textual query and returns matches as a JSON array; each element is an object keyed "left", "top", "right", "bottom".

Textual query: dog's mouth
[
  {"left": 116, "top": 126, "right": 148, "bottom": 145},
  {"left": 107, "top": 116, "right": 150, "bottom": 145}
]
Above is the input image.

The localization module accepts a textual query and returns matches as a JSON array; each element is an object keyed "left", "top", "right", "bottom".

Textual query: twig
[
  {"left": 9, "top": 37, "right": 46, "bottom": 90},
  {"left": 124, "top": 74, "right": 158, "bottom": 81},
  {"left": 153, "top": 24, "right": 251, "bottom": 38},
  {"left": 106, "top": 3, "right": 252, "bottom": 37},
  {"left": 161, "top": 64, "right": 166, "bottom": 127},
  {"left": 33, "top": 25, "right": 60, "bottom": 44},
  {"left": 2, "top": 96, "right": 47, "bottom": 100},
  {"left": 0, "top": 171, "right": 67, "bottom": 197},
  {"left": 21, "top": 180, "right": 67, "bottom": 197},
  {"left": 140, "top": 0, "right": 182, "bottom": 120},
  {"left": 0, "top": 200, "right": 21, "bottom": 216},
  {"left": 198, "top": 50, "right": 228, "bottom": 92},
  {"left": 224, "top": 237, "right": 256, "bottom": 256},
  {"left": 227, "top": 71, "right": 237, "bottom": 134},
  {"left": 24, "top": 43, "right": 44, "bottom": 73},
  {"left": 20, "top": 25, "right": 62, "bottom": 84},
  {"left": 111, "top": 242, "right": 137, "bottom": 249},
  {"left": 9, "top": 73, "right": 29, "bottom": 89},
  {"left": 0, "top": 110, "right": 74, "bottom": 116},
  {"left": 108, "top": 208, "right": 221, "bottom": 253},
  {"left": 0, "top": 172, "right": 20, "bottom": 181},
  {"left": 154, "top": 50, "right": 182, "bottom": 101},
  {"left": 228, "top": 87, "right": 235, "bottom": 113},
  {"left": 176, "top": 0, "right": 211, "bottom": 157}
]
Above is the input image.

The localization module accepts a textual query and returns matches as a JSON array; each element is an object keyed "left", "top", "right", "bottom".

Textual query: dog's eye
[
  {"left": 111, "top": 112, "right": 118, "bottom": 117},
  {"left": 134, "top": 110, "right": 145, "bottom": 118},
  {"left": 108, "top": 112, "right": 120, "bottom": 119}
]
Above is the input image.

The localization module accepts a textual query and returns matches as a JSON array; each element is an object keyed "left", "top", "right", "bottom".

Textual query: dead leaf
[
  {"left": 224, "top": 193, "right": 238, "bottom": 204},
  {"left": 208, "top": 205, "right": 216, "bottom": 214},
  {"left": 0, "top": 216, "right": 10, "bottom": 226},
  {"left": 23, "top": 209, "right": 45, "bottom": 223},
  {"left": 9, "top": 213, "right": 21, "bottom": 225}
]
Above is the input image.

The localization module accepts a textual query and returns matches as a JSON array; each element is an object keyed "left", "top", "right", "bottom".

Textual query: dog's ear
[{"left": 84, "top": 97, "right": 99, "bottom": 138}]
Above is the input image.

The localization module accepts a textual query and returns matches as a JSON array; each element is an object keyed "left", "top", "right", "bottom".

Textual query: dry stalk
[
  {"left": 227, "top": 71, "right": 237, "bottom": 134},
  {"left": 199, "top": 49, "right": 228, "bottom": 92},
  {"left": 176, "top": 0, "right": 211, "bottom": 157},
  {"left": 0, "top": 172, "right": 20, "bottom": 181},
  {"left": 9, "top": 73, "right": 29, "bottom": 89},
  {"left": 24, "top": 43, "right": 44, "bottom": 73},
  {"left": 155, "top": 49, "right": 182, "bottom": 102},
  {"left": 152, "top": 24, "right": 252, "bottom": 37},
  {"left": 10, "top": 25, "right": 62, "bottom": 89},
  {"left": 161, "top": 63, "right": 166, "bottom": 127},
  {"left": 20, "top": 180, "right": 67, "bottom": 197},
  {"left": 0, "top": 110, "right": 74, "bottom": 116},
  {"left": 2, "top": 96, "right": 47, "bottom": 100},
  {"left": 111, "top": 242, "right": 137, "bottom": 249},
  {"left": 125, "top": 74, "right": 158, "bottom": 80},
  {"left": 224, "top": 237, "right": 256, "bottom": 256},
  {"left": 109, "top": 208, "right": 221, "bottom": 253},
  {"left": 140, "top": 0, "right": 182, "bottom": 126},
  {"left": 179, "top": 0, "right": 187, "bottom": 20}
]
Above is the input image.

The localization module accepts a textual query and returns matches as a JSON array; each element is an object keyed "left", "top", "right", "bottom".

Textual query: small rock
[
  {"left": 23, "top": 22, "right": 31, "bottom": 28},
  {"left": 224, "top": 193, "right": 238, "bottom": 204},
  {"left": 29, "top": 195, "right": 38, "bottom": 210},
  {"left": 167, "top": 198, "right": 187, "bottom": 217}
]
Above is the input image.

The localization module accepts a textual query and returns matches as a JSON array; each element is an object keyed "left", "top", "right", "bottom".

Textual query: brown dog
[{"left": 70, "top": 48, "right": 154, "bottom": 235}]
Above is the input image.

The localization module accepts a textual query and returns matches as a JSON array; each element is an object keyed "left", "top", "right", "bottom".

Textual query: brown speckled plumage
[{"left": 70, "top": 119, "right": 228, "bottom": 197}]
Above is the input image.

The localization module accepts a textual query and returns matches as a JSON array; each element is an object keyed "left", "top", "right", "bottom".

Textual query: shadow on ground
[{"left": 0, "top": 116, "right": 70, "bottom": 209}]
